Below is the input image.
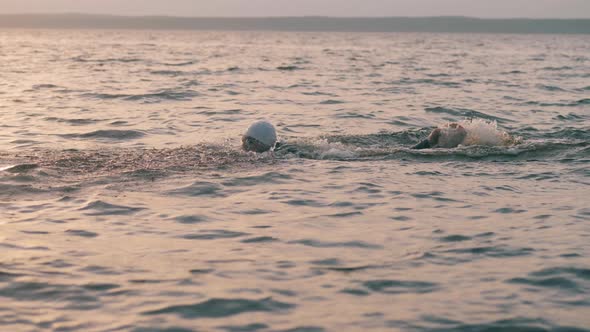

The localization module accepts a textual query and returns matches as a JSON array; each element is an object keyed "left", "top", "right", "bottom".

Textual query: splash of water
[
  {"left": 459, "top": 119, "right": 520, "bottom": 147},
  {"left": 278, "top": 138, "right": 358, "bottom": 160}
]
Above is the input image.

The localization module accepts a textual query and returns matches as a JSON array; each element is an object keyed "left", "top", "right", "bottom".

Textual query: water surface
[{"left": 0, "top": 30, "right": 589, "bottom": 331}]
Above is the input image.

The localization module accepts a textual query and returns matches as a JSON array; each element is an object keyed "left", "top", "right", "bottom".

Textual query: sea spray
[{"left": 459, "top": 118, "right": 520, "bottom": 147}]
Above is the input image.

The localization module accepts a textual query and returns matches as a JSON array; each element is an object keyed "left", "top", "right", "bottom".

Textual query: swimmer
[
  {"left": 412, "top": 122, "right": 467, "bottom": 149},
  {"left": 242, "top": 120, "right": 506, "bottom": 152}
]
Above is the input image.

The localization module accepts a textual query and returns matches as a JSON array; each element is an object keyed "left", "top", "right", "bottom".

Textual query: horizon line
[
  {"left": 2, "top": 13, "right": 589, "bottom": 34},
  {"left": 2, "top": 13, "right": 590, "bottom": 20}
]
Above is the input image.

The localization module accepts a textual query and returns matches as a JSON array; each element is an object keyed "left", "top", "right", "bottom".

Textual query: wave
[
  {"left": 301, "top": 91, "right": 338, "bottom": 96},
  {"left": 82, "top": 89, "right": 199, "bottom": 103},
  {"left": 32, "top": 84, "right": 59, "bottom": 90},
  {"left": 276, "top": 65, "right": 303, "bottom": 71},
  {"left": 60, "top": 129, "right": 145, "bottom": 140},
  {"left": 542, "top": 65, "right": 573, "bottom": 71},
  {"left": 149, "top": 70, "right": 186, "bottom": 76},
  {"left": 44, "top": 117, "right": 102, "bottom": 126},
  {"left": 524, "top": 99, "right": 590, "bottom": 107},
  {"left": 390, "top": 317, "right": 589, "bottom": 332},
  {"left": 71, "top": 56, "right": 144, "bottom": 64},
  {"left": 536, "top": 84, "right": 566, "bottom": 92},
  {"left": 500, "top": 70, "right": 526, "bottom": 75},
  {"left": 424, "top": 107, "right": 511, "bottom": 123},
  {"left": 391, "top": 77, "right": 461, "bottom": 88},
  {"left": 79, "top": 200, "right": 145, "bottom": 216},
  {"left": 0, "top": 164, "right": 39, "bottom": 173},
  {"left": 516, "top": 127, "right": 590, "bottom": 141},
  {"left": 160, "top": 60, "right": 196, "bottom": 67},
  {"left": 554, "top": 113, "right": 586, "bottom": 122},
  {"left": 142, "top": 297, "right": 294, "bottom": 319},
  {"left": 319, "top": 99, "right": 346, "bottom": 105}
]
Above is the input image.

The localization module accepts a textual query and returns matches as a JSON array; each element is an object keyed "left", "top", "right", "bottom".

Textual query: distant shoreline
[{"left": 1, "top": 14, "right": 589, "bottom": 34}]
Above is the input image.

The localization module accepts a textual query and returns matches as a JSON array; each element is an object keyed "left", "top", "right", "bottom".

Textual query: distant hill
[{"left": 1, "top": 14, "right": 589, "bottom": 34}]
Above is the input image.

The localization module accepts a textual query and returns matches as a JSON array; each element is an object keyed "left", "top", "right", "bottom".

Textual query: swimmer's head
[{"left": 242, "top": 120, "right": 277, "bottom": 153}]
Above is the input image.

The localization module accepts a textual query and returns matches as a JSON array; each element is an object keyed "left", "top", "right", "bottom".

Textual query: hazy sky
[{"left": 1, "top": 0, "right": 589, "bottom": 18}]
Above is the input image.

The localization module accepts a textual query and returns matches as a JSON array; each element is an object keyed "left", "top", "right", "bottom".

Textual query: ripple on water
[
  {"left": 65, "top": 229, "right": 99, "bottom": 238},
  {"left": 388, "top": 317, "right": 588, "bottom": 332},
  {"left": 0, "top": 164, "right": 39, "bottom": 173},
  {"left": 276, "top": 65, "right": 303, "bottom": 71},
  {"left": 282, "top": 199, "right": 326, "bottom": 207},
  {"left": 438, "top": 234, "right": 472, "bottom": 242},
  {"left": 442, "top": 246, "right": 535, "bottom": 258},
  {"left": 132, "top": 327, "right": 195, "bottom": 332},
  {"left": 82, "top": 89, "right": 199, "bottom": 103},
  {"left": 222, "top": 172, "right": 292, "bottom": 187},
  {"left": 240, "top": 236, "right": 279, "bottom": 243},
  {"left": 196, "top": 108, "right": 243, "bottom": 116},
  {"left": 167, "top": 181, "right": 225, "bottom": 197},
  {"left": 161, "top": 60, "right": 196, "bottom": 67},
  {"left": 79, "top": 200, "right": 145, "bottom": 216},
  {"left": 0, "top": 183, "right": 48, "bottom": 197},
  {"left": 79, "top": 265, "right": 122, "bottom": 276},
  {"left": 150, "top": 70, "right": 187, "bottom": 76},
  {"left": 60, "top": 129, "right": 145, "bottom": 140},
  {"left": 492, "top": 207, "right": 527, "bottom": 214},
  {"left": 277, "top": 327, "right": 325, "bottom": 332},
  {"left": 216, "top": 323, "right": 269, "bottom": 332},
  {"left": 324, "top": 211, "right": 363, "bottom": 218},
  {"left": 44, "top": 117, "right": 104, "bottom": 126},
  {"left": 173, "top": 215, "right": 209, "bottom": 224},
  {"left": 72, "top": 56, "right": 143, "bottom": 64},
  {"left": 536, "top": 84, "right": 567, "bottom": 92},
  {"left": 142, "top": 297, "right": 295, "bottom": 319},
  {"left": 0, "top": 271, "right": 24, "bottom": 281},
  {"left": 319, "top": 99, "right": 346, "bottom": 105},
  {"left": 362, "top": 279, "right": 439, "bottom": 294},
  {"left": 424, "top": 106, "right": 511, "bottom": 123},
  {"left": 31, "top": 83, "right": 59, "bottom": 89},
  {"left": 288, "top": 239, "right": 383, "bottom": 249},
  {"left": 0, "top": 243, "right": 49, "bottom": 251},
  {"left": 310, "top": 258, "right": 376, "bottom": 273},
  {"left": 0, "top": 281, "right": 119, "bottom": 307},
  {"left": 507, "top": 266, "right": 590, "bottom": 293},
  {"left": 555, "top": 113, "right": 586, "bottom": 122},
  {"left": 180, "top": 230, "right": 249, "bottom": 240}
]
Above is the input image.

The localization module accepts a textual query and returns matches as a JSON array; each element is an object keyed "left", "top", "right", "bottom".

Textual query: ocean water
[{"left": 0, "top": 29, "right": 589, "bottom": 332}]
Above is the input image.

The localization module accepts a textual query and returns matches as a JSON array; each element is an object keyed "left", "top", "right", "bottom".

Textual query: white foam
[
  {"left": 320, "top": 146, "right": 357, "bottom": 159},
  {"left": 458, "top": 119, "right": 519, "bottom": 147},
  {"left": 303, "top": 139, "right": 354, "bottom": 159},
  {"left": 286, "top": 138, "right": 357, "bottom": 159}
]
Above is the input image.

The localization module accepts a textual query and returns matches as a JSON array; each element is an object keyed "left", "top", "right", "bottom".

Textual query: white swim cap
[{"left": 244, "top": 120, "right": 277, "bottom": 147}]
